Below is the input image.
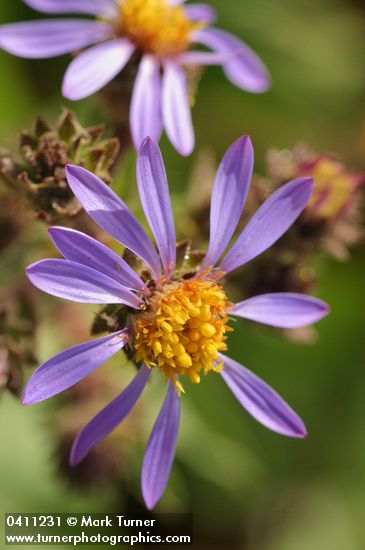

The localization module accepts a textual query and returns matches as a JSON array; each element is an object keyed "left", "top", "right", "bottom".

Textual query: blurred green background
[{"left": 1, "top": 0, "right": 365, "bottom": 549}]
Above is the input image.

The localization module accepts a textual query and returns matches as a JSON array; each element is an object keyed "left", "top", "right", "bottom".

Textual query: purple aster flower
[
  {"left": 24, "top": 136, "right": 329, "bottom": 509},
  {"left": 0, "top": 0, "right": 270, "bottom": 156}
]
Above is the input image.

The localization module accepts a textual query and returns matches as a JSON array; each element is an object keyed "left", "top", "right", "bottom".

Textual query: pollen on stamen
[
  {"left": 116, "top": 0, "right": 205, "bottom": 58},
  {"left": 133, "top": 279, "right": 233, "bottom": 394}
]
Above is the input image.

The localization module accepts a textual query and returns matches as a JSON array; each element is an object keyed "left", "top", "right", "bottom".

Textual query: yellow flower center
[
  {"left": 306, "top": 158, "right": 356, "bottom": 219},
  {"left": 116, "top": 0, "right": 201, "bottom": 57},
  {"left": 134, "top": 279, "right": 233, "bottom": 394}
]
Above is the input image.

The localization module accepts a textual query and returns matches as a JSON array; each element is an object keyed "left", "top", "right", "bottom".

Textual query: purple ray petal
[
  {"left": 220, "top": 178, "right": 313, "bottom": 275},
  {"left": 0, "top": 19, "right": 111, "bottom": 59},
  {"left": 178, "top": 50, "right": 237, "bottom": 65},
  {"left": 26, "top": 259, "right": 143, "bottom": 308},
  {"left": 62, "top": 39, "right": 134, "bottom": 100},
  {"left": 137, "top": 138, "right": 176, "bottom": 278},
  {"left": 23, "top": 0, "right": 118, "bottom": 17},
  {"left": 200, "top": 136, "right": 253, "bottom": 271},
  {"left": 162, "top": 62, "right": 194, "bottom": 157},
  {"left": 219, "top": 354, "right": 307, "bottom": 438},
  {"left": 184, "top": 4, "right": 216, "bottom": 23},
  {"left": 231, "top": 293, "right": 330, "bottom": 329},
  {"left": 48, "top": 227, "right": 147, "bottom": 293},
  {"left": 70, "top": 365, "right": 151, "bottom": 465},
  {"left": 194, "top": 27, "right": 270, "bottom": 93},
  {"left": 142, "top": 381, "right": 180, "bottom": 509},
  {"left": 130, "top": 54, "right": 163, "bottom": 150},
  {"left": 65, "top": 165, "right": 161, "bottom": 278},
  {"left": 23, "top": 330, "right": 128, "bottom": 405}
]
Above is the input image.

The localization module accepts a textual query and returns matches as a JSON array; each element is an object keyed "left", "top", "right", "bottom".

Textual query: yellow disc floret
[
  {"left": 134, "top": 279, "right": 233, "bottom": 393},
  {"left": 117, "top": 0, "right": 202, "bottom": 57},
  {"left": 306, "top": 158, "right": 357, "bottom": 219}
]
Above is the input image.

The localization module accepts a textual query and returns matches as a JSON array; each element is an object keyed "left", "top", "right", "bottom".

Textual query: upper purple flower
[
  {"left": 0, "top": 0, "right": 270, "bottom": 156},
  {"left": 24, "top": 136, "right": 329, "bottom": 509}
]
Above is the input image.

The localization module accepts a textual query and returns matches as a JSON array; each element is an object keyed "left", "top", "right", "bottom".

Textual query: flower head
[
  {"left": 0, "top": 109, "right": 119, "bottom": 222},
  {"left": 0, "top": 0, "right": 270, "bottom": 155},
  {"left": 301, "top": 156, "right": 363, "bottom": 220},
  {"left": 266, "top": 145, "right": 365, "bottom": 260},
  {"left": 267, "top": 146, "right": 364, "bottom": 220},
  {"left": 24, "top": 136, "right": 329, "bottom": 509}
]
